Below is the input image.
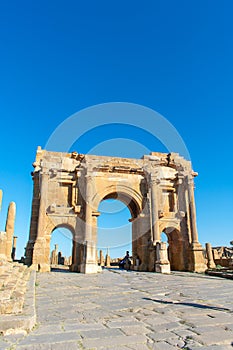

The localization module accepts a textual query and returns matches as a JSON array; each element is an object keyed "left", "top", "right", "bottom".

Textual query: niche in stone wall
[
  {"left": 58, "top": 182, "right": 73, "bottom": 207},
  {"left": 162, "top": 189, "right": 175, "bottom": 213}
]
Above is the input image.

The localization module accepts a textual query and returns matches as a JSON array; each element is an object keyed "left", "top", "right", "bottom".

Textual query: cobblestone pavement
[{"left": 0, "top": 269, "right": 233, "bottom": 349}]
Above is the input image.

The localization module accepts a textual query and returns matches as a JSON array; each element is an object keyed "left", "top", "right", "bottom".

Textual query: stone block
[
  {"left": 155, "top": 263, "right": 171, "bottom": 274},
  {"left": 38, "top": 264, "right": 50, "bottom": 273}
]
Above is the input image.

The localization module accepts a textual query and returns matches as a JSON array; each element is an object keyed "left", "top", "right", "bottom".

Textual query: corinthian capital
[{"left": 150, "top": 175, "right": 160, "bottom": 186}]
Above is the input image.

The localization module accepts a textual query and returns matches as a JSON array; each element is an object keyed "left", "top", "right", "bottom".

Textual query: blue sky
[{"left": 0, "top": 1, "right": 232, "bottom": 259}]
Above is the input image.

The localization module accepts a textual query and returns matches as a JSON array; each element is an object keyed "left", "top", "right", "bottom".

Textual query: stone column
[
  {"left": 155, "top": 242, "right": 170, "bottom": 274},
  {"left": 32, "top": 169, "right": 50, "bottom": 272},
  {"left": 105, "top": 252, "right": 111, "bottom": 267},
  {"left": 186, "top": 177, "right": 207, "bottom": 272},
  {"left": 25, "top": 171, "right": 40, "bottom": 266},
  {"left": 85, "top": 175, "right": 93, "bottom": 242},
  {"left": 5, "top": 202, "right": 16, "bottom": 261},
  {"left": 150, "top": 176, "right": 160, "bottom": 244},
  {"left": 11, "top": 236, "right": 17, "bottom": 260},
  {"left": 54, "top": 244, "right": 58, "bottom": 264},
  {"left": 206, "top": 242, "right": 216, "bottom": 269},
  {"left": 187, "top": 177, "right": 198, "bottom": 243},
  {"left": 99, "top": 250, "right": 104, "bottom": 266},
  {"left": 81, "top": 175, "right": 98, "bottom": 273},
  {"left": 92, "top": 211, "right": 100, "bottom": 246},
  {"left": 37, "top": 170, "right": 49, "bottom": 238},
  {"left": 13, "top": 236, "right": 17, "bottom": 249},
  {"left": 70, "top": 216, "right": 83, "bottom": 272},
  {"left": 70, "top": 236, "right": 77, "bottom": 270}
]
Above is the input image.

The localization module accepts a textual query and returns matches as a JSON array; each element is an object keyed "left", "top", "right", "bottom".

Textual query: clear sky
[{"left": 0, "top": 1, "right": 233, "bottom": 259}]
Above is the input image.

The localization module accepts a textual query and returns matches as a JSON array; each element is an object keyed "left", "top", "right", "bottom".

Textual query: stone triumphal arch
[{"left": 25, "top": 147, "right": 206, "bottom": 273}]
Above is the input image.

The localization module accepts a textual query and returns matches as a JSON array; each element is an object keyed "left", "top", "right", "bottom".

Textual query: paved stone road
[{"left": 0, "top": 269, "right": 233, "bottom": 349}]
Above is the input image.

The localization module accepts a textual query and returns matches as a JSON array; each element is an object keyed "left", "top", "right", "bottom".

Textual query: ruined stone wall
[{"left": 212, "top": 246, "right": 233, "bottom": 268}]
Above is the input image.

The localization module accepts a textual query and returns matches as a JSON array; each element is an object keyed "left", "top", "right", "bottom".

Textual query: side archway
[
  {"left": 50, "top": 223, "right": 75, "bottom": 268},
  {"left": 159, "top": 224, "right": 185, "bottom": 271}
]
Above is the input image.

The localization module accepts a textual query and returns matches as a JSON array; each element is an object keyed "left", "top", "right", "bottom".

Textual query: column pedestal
[
  {"left": 188, "top": 242, "right": 207, "bottom": 272},
  {"left": 80, "top": 241, "right": 99, "bottom": 274},
  {"left": 155, "top": 242, "right": 171, "bottom": 274}
]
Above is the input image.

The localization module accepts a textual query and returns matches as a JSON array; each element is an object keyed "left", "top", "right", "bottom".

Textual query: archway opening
[
  {"left": 161, "top": 232, "right": 168, "bottom": 244},
  {"left": 97, "top": 198, "right": 132, "bottom": 265},
  {"left": 50, "top": 227, "right": 73, "bottom": 269},
  {"left": 162, "top": 228, "right": 184, "bottom": 271}
]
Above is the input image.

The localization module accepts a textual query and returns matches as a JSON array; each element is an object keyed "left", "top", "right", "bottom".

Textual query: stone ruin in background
[{"left": 50, "top": 244, "right": 72, "bottom": 266}]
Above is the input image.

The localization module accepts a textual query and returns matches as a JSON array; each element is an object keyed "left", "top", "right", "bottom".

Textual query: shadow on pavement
[
  {"left": 143, "top": 297, "right": 233, "bottom": 313},
  {"left": 51, "top": 267, "right": 74, "bottom": 273}
]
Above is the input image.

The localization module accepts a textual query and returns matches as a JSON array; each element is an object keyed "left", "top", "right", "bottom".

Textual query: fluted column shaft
[
  {"left": 85, "top": 175, "right": 93, "bottom": 242},
  {"left": 187, "top": 178, "right": 199, "bottom": 243},
  {"left": 37, "top": 170, "right": 49, "bottom": 238},
  {"left": 150, "top": 176, "right": 160, "bottom": 243}
]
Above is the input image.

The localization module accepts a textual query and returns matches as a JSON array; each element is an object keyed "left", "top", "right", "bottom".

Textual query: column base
[
  {"left": 30, "top": 263, "right": 51, "bottom": 272},
  {"left": 80, "top": 262, "right": 99, "bottom": 274},
  {"left": 70, "top": 264, "right": 79, "bottom": 272},
  {"left": 29, "top": 264, "right": 39, "bottom": 271},
  {"left": 138, "top": 263, "right": 148, "bottom": 271},
  {"left": 207, "top": 261, "right": 216, "bottom": 269},
  {"left": 39, "top": 263, "right": 50, "bottom": 272},
  {"left": 189, "top": 242, "right": 207, "bottom": 272},
  {"left": 155, "top": 262, "right": 171, "bottom": 274}
]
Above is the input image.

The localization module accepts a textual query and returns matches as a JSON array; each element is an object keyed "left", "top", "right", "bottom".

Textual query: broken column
[
  {"left": 99, "top": 250, "right": 105, "bottom": 266},
  {"left": 206, "top": 242, "right": 216, "bottom": 269},
  {"left": 5, "top": 202, "right": 16, "bottom": 261},
  {"left": 51, "top": 244, "right": 58, "bottom": 265},
  {"left": 155, "top": 242, "right": 170, "bottom": 274},
  {"left": 11, "top": 236, "right": 18, "bottom": 260},
  {"left": 105, "top": 251, "right": 111, "bottom": 267}
]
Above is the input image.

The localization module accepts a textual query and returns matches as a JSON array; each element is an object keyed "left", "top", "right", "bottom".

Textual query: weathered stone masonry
[{"left": 25, "top": 146, "right": 206, "bottom": 273}]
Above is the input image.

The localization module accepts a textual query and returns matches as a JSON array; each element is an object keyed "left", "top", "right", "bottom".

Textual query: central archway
[
  {"left": 92, "top": 185, "right": 143, "bottom": 218},
  {"left": 97, "top": 198, "right": 132, "bottom": 263},
  {"left": 91, "top": 186, "right": 146, "bottom": 270}
]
